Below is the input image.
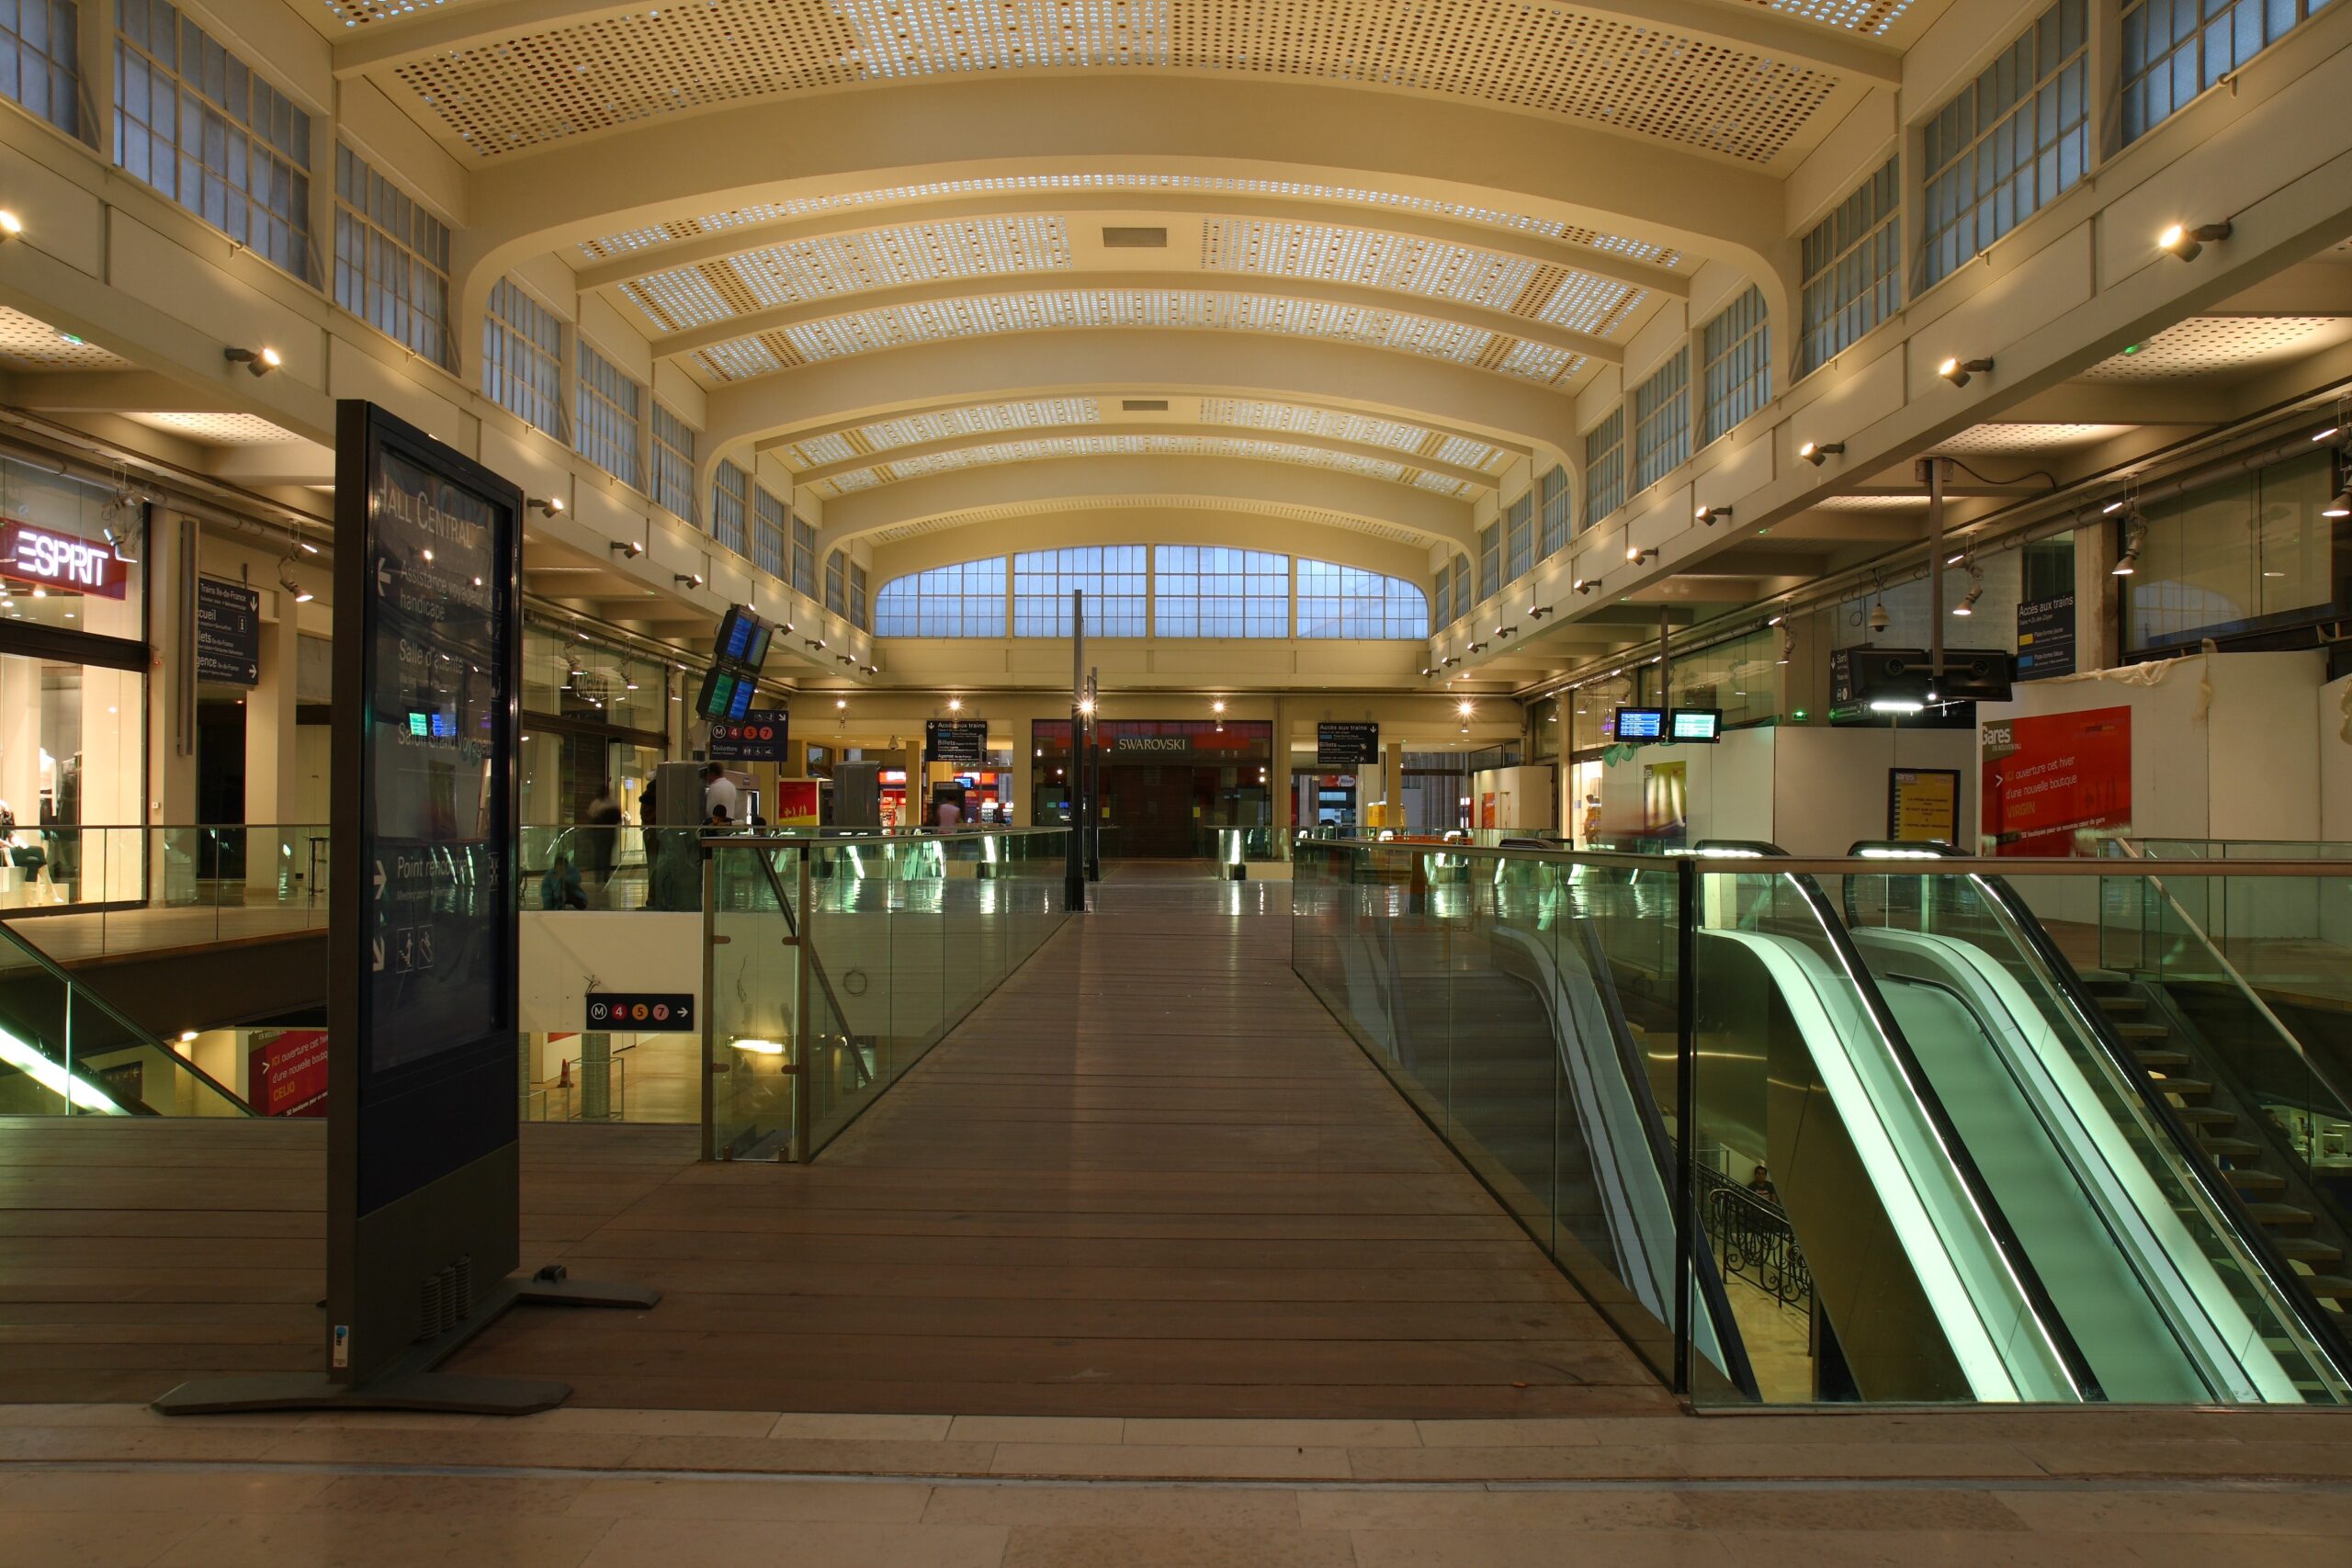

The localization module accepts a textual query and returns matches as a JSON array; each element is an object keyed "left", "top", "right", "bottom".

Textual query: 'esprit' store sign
[{"left": 0, "top": 520, "right": 128, "bottom": 598}]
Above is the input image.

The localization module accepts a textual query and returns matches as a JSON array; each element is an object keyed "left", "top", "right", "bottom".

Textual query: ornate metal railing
[{"left": 1697, "top": 1164, "right": 1814, "bottom": 1315}]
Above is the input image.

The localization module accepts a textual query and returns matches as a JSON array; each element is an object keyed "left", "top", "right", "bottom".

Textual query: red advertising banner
[
  {"left": 1981, "top": 705, "right": 2132, "bottom": 856},
  {"left": 247, "top": 1029, "right": 330, "bottom": 1117}
]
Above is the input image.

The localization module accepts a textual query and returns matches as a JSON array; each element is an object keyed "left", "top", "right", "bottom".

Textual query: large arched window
[
  {"left": 1153, "top": 547, "right": 1289, "bottom": 637},
  {"left": 873, "top": 558, "right": 1007, "bottom": 637},
  {"left": 1297, "top": 560, "right": 1429, "bottom": 639}
]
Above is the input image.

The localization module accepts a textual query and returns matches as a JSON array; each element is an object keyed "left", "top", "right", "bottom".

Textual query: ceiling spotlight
[
  {"left": 1952, "top": 564, "right": 1984, "bottom": 616},
  {"left": 674, "top": 572, "right": 703, "bottom": 589},
  {"left": 530, "top": 496, "right": 566, "bottom": 517},
  {"left": 948, "top": 696, "right": 964, "bottom": 712},
  {"left": 1938, "top": 355, "right": 1994, "bottom": 388},
  {"left": 0, "top": 209, "right": 22, "bottom": 240},
  {"left": 223, "top": 345, "right": 281, "bottom": 377},
  {"left": 1798, "top": 441, "right": 1845, "bottom": 467},
  {"left": 276, "top": 557, "right": 313, "bottom": 604},
  {"left": 1456, "top": 699, "right": 1475, "bottom": 718},
  {"left": 1210, "top": 698, "right": 1226, "bottom": 715},
  {"left": 2158, "top": 221, "right": 2232, "bottom": 263},
  {"left": 1869, "top": 601, "right": 1891, "bottom": 634},
  {"left": 1695, "top": 506, "right": 1730, "bottom": 525},
  {"left": 1078, "top": 697, "right": 1097, "bottom": 716},
  {"left": 1626, "top": 545, "right": 1656, "bottom": 564},
  {"left": 2113, "top": 517, "right": 2147, "bottom": 575},
  {"left": 1776, "top": 627, "right": 1794, "bottom": 665},
  {"left": 608, "top": 539, "right": 641, "bottom": 558},
  {"left": 1574, "top": 577, "right": 1602, "bottom": 595},
  {"left": 1419, "top": 666, "right": 1434, "bottom": 677},
  {"left": 2324, "top": 488, "right": 2352, "bottom": 520},
  {"left": 835, "top": 697, "right": 847, "bottom": 710}
]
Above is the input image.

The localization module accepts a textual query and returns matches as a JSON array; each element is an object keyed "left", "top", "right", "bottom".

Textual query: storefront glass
[{"left": 1034, "top": 719, "right": 1271, "bottom": 855}]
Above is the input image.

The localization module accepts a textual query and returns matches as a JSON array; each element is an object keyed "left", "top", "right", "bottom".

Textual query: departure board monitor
[{"left": 1612, "top": 705, "right": 1665, "bottom": 741}]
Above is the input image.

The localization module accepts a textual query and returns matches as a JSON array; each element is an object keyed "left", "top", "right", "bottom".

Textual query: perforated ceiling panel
[
  {"left": 625, "top": 218, "right": 1072, "bottom": 332},
  {"left": 391, "top": 2, "right": 1835, "bottom": 164},
  {"left": 0, "top": 308, "right": 131, "bottom": 370},
  {"left": 850, "top": 434, "right": 1411, "bottom": 489},
  {"left": 1747, "top": 0, "right": 1914, "bottom": 34},
  {"left": 579, "top": 175, "right": 1682, "bottom": 267},
  {"left": 855, "top": 397, "right": 1102, "bottom": 453},
  {"left": 126, "top": 412, "right": 310, "bottom": 445},
  {"left": 2078, "top": 317, "right": 2348, "bottom": 382},
  {"left": 864, "top": 491, "right": 1437, "bottom": 546},
  {"left": 1932, "top": 423, "right": 2133, "bottom": 454},
  {"left": 695, "top": 289, "right": 1584, "bottom": 385},
  {"left": 1196, "top": 398, "right": 1503, "bottom": 471},
  {"left": 1202, "top": 220, "right": 1645, "bottom": 336}
]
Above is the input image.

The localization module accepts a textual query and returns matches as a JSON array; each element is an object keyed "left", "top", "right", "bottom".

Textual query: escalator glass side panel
[
  {"left": 1840, "top": 869, "right": 2348, "bottom": 1404},
  {"left": 1690, "top": 870, "right": 2087, "bottom": 1404}
]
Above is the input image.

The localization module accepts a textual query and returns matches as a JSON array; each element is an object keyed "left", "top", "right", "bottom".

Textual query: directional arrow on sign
[
  {"left": 373, "top": 861, "right": 386, "bottom": 898},
  {"left": 370, "top": 936, "right": 386, "bottom": 973},
  {"left": 376, "top": 559, "right": 392, "bottom": 596}
]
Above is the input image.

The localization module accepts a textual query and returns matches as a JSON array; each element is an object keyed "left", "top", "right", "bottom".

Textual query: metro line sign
[{"left": 0, "top": 519, "right": 128, "bottom": 598}]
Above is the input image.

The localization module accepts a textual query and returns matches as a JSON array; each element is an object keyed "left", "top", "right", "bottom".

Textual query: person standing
[
  {"left": 703, "top": 763, "right": 741, "bottom": 828},
  {"left": 580, "top": 782, "right": 622, "bottom": 906}
]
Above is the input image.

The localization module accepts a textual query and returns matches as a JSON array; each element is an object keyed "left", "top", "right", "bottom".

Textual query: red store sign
[{"left": 0, "top": 519, "right": 129, "bottom": 599}]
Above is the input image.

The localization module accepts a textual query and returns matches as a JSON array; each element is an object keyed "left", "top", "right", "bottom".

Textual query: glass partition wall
[{"left": 1294, "top": 840, "right": 2352, "bottom": 1406}]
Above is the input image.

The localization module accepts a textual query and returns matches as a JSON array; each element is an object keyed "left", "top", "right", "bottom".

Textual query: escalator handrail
[
  {"left": 2105, "top": 840, "right": 2352, "bottom": 1122},
  {"left": 1770, "top": 866, "right": 2108, "bottom": 1402},
  {"left": 0, "top": 914, "right": 251, "bottom": 1114},
  {"left": 1567, "top": 914, "right": 1760, "bottom": 1402},
  {"left": 1965, "top": 869, "right": 2352, "bottom": 1391}
]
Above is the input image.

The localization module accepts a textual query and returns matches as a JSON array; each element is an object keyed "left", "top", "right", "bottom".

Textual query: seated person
[
  {"left": 0, "top": 801, "right": 45, "bottom": 877},
  {"left": 539, "top": 852, "right": 588, "bottom": 910}
]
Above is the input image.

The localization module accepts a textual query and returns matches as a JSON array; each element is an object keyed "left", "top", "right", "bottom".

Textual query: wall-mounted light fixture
[
  {"left": 2158, "top": 221, "right": 2232, "bottom": 262},
  {"left": 1466, "top": 640, "right": 1488, "bottom": 653},
  {"left": 1573, "top": 576, "right": 1602, "bottom": 595},
  {"left": 1797, "top": 441, "right": 1845, "bottom": 467},
  {"left": 223, "top": 345, "right": 280, "bottom": 378},
  {"left": 277, "top": 557, "right": 313, "bottom": 604},
  {"left": 1938, "top": 355, "right": 1994, "bottom": 388},
  {"left": 1528, "top": 604, "right": 1554, "bottom": 620},
  {"left": 1694, "top": 506, "right": 1731, "bottom": 525},
  {"left": 0, "top": 209, "right": 23, "bottom": 241},
  {"left": 607, "top": 539, "right": 641, "bottom": 558},
  {"left": 1625, "top": 544, "right": 1656, "bottom": 564},
  {"left": 1493, "top": 625, "right": 1516, "bottom": 639},
  {"left": 673, "top": 572, "right": 703, "bottom": 589},
  {"left": 2113, "top": 516, "right": 2148, "bottom": 575},
  {"left": 528, "top": 497, "right": 566, "bottom": 517},
  {"left": 1951, "top": 563, "right": 1985, "bottom": 616}
]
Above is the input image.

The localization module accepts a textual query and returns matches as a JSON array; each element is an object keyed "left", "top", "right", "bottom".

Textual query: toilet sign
[{"left": 584, "top": 991, "right": 695, "bottom": 1032}]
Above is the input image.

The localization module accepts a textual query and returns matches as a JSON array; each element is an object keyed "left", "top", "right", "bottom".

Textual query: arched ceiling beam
[
  {"left": 760, "top": 390, "right": 1530, "bottom": 464},
  {"left": 655, "top": 269, "right": 1623, "bottom": 367},
  {"left": 797, "top": 423, "right": 1497, "bottom": 491},
  {"left": 334, "top": 0, "right": 1901, "bottom": 88},
  {"left": 453, "top": 76, "right": 1795, "bottom": 348},
  {"left": 814, "top": 455, "right": 1474, "bottom": 552},
  {"left": 697, "top": 332, "right": 1576, "bottom": 474},
  {"left": 573, "top": 190, "right": 1688, "bottom": 297}
]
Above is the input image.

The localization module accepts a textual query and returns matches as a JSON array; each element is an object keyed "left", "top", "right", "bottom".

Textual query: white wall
[
  {"left": 1772, "top": 726, "right": 1978, "bottom": 856},
  {"left": 519, "top": 911, "right": 703, "bottom": 1033}
]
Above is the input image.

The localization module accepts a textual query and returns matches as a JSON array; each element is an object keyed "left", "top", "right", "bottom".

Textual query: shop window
[
  {"left": 1540, "top": 465, "right": 1572, "bottom": 557},
  {"left": 752, "top": 484, "right": 787, "bottom": 580},
  {"left": 650, "top": 400, "right": 697, "bottom": 523},
  {"left": 1297, "top": 559, "right": 1428, "bottom": 639},
  {"left": 1584, "top": 409, "right": 1625, "bottom": 525},
  {"left": 2123, "top": 448, "right": 2343, "bottom": 651},
  {"left": 483, "top": 277, "right": 565, "bottom": 436},
  {"left": 1632, "top": 350, "right": 1690, "bottom": 491},
  {"left": 334, "top": 144, "right": 454, "bottom": 368},
  {"left": 875, "top": 558, "right": 1008, "bottom": 637},
  {"left": 1153, "top": 547, "right": 1287, "bottom": 637},
  {"left": 710, "top": 461, "right": 748, "bottom": 556},
  {"left": 791, "top": 516, "right": 817, "bottom": 598},
  {"left": 1798, "top": 156, "right": 1900, "bottom": 378},
  {"left": 1504, "top": 492, "right": 1534, "bottom": 583},
  {"left": 0, "top": 0, "right": 79, "bottom": 139},
  {"left": 575, "top": 344, "right": 644, "bottom": 490},
  {"left": 114, "top": 0, "right": 313, "bottom": 283},
  {"left": 1476, "top": 520, "right": 1500, "bottom": 604},
  {"left": 1014, "top": 546, "right": 1146, "bottom": 637},
  {"left": 1701, "top": 286, "right": 1770, "bottom": 446},
  {"left": 1920, "top": 0, "right": 2088, "bottom": 289},
  {"left": 2123, "top": 0, "right": 2328, "bottom": 143}
]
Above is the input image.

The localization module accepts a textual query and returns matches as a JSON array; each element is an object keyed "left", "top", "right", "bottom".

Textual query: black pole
[
  {"left": 1085, "top": 668, "right": 1102, "bottom": 882},
  {"left": 1673, "top": 852, "right": 1697, "bottom": 1397},
  {"left": 1064, "top": 589, "right": 1086, "bottom": 913}
]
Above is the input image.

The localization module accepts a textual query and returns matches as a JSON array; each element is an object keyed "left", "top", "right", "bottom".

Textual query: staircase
[{"left": 2080, "top": 976, "right": 2352, "bottom": 1328}]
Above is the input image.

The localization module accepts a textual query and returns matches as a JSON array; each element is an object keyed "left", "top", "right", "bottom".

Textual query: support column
[
  {"left": 245, "top": 584, "right": 302, "bottom": 899},
  {"left": 577, "top": 1032, "right": 612, "bottom": 1122},
  {"left": 1383, "top": 740, "right": 1405, "bottom": 833},
  {"left": 1271, "top": 697, "right": 1292, "bottom": 835},
  {"left": 2075, "top": 521, "right": 2120, "bottom": 675}
]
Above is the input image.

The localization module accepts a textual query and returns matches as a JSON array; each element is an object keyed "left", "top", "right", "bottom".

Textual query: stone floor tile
[
  {"left": 947, "top": 1416, "right": 1126, "bottom": 1444},
  {"left": 521, "top": 1407, "right": 782, "bottom": 1438},
  {"left": 579, "top": 1515, "right": 1007, "bottom": 1568},
  {"left": 1000, "top": 1525, "right": 1357, "bottom": 1568},
  {"left": 764, "top": 1414, "right": 956, "bottom": 1442}
]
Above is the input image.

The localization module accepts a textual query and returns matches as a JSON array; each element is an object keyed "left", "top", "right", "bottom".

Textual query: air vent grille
[{"left": 1102, "top": 226, "right": 1169, "bottom": 249}]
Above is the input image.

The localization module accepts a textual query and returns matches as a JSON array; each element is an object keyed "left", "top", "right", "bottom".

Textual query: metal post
[
  {"left": 1673, "top": 853, "right": 1697, "bottom": 1397},
  {"left": 1085, "top": 668, "right": 1102, "bottom": 882},
  {"left": 699, "top": 852, "right": 717, "bottom": 1157},
  {"left": 1924, "top": 456, "right": 1948, "bottom": 699},
  {"left": 1065, "top": 590, "right": 1087, "bottom": 912},
  {"left": 793, "top": 848, "right": 813, "bottom": 1161},
  {"left": 1658, "top": 605, "right": 1673, "bottom": 711}
]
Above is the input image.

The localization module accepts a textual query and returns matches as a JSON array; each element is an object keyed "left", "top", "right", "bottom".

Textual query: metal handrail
[{"left": 0, "top": 917, "right": 250, "bottom": 1114}]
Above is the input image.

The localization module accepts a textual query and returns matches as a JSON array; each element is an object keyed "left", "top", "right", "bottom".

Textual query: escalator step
[
  {"left": 2151, "top": 1077, "right": 2215, "bottom": 1099},
  {"left": 2275, "top": 1237, "right": 2344, "bottom": 1265},
  {"left": 2098, "top": 995, "right": 2149, "bottom": 1012},
  {"left": 2179, "top": 1108, "right": 2238, "bottom": 1127},
  {"left": 2202, "top": 1137, "right": 2263, "bottom": 1160},
  {"left": 2137, "top": 1049, "right": 2191, "bottom": 1069},
  {"left": 2113, "top": 1021, "right": 2172, "bottom": 1040},
  {"left": 2304, "top": 1275, "right": 2352, "bottom": 1300},
  {"left": 2249, "top": 1203, "right": 2317, "bottom": 1228},
  {"left": 2222, "top": 1168, "right": 2288, "bottom": 1193}
]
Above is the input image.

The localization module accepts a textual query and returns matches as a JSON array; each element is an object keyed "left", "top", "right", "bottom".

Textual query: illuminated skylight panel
[
  {"left": 1533, "top": 273, "right": 1647, "bottom": 336},
  {"left": 828, "top": 467, "right": 883, "bottom": 492},
  {"left": 1496, "top": 340, "right": 1582, "bottom": 384},
  {"left": 1414, "top": 470, "right": 1472, "bottom": 497},
  {"left": 1195, "top": 399, "right": 1429, "bottom": 455},
  {"left": 695, "top": 337, "right": 787, "bottom": 380},
  {"left": 790, "top": 432, "right": 858, "bottom": 467},
  {"left": 729, "top": 217, "right": 1070, "bottom": 310},
  {"left": 833, "top": 0, "right": 1169, "bottom": 76},
  {"left": 578, "top": 175, "right": 1680, "bottom": 268},
  {"left": 1430, "top": 434, "right": 1503, "bottom": 471},
  {"left": 623, "top": 266, "right": 739, "bottom": 331},
  {"left": 1204, "top": 220, "right": 1538, "bottom": 311},
  {"left": 1223, "top": 296, "right": 1494, "bottom": 364},
  {"left": 839, "top": 434, "right": 1415, "bottom": 484},
  {"left": 1756, "top": 0, "right": 1914, "bottom": 35},
  {"left": 859, "top": 397, "right": 1100, "bottom": 449}
]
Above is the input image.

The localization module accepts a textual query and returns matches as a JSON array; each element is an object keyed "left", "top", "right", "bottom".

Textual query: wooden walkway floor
[{"left": 0, "top": 880, "right": 1668, "bottom": 1417}]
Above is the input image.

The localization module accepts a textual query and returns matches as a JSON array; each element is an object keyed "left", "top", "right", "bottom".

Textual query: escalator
[{"left": 0, "top": 916, "right": 249, "bottom": 1117}]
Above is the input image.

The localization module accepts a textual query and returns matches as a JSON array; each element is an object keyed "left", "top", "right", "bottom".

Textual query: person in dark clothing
[
  {"left": 539, "top": 853, "right": 587, "bottom": 910},
  {"left": 580, "top": 782, "right": 623, "bottom": 905}
]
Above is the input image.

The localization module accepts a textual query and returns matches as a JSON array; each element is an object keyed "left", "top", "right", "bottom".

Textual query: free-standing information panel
[{"left": 330, "top": 400, "right": 525, "bottom": 1383}]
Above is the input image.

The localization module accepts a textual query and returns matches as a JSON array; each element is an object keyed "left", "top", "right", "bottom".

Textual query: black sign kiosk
[{"left": 153, "top": 402, "right": 653, "bottom": 1416}]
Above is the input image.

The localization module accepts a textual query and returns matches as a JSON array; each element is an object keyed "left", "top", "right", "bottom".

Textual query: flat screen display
[
  {"left": 696, "top": 667, "right": 758, "bottom": 721},
  {"left": 1613, "top": 705, "right": 1665, "bottom": 741},
  {"left": 713, "top": 604, "right": 770, "bottom": 671},
  {"left": 1669, "top": 707, "right": 1724, "bottom": 743}
]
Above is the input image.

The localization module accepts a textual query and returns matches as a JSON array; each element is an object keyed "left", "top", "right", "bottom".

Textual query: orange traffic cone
[{"left": 556, "top": 1058, "right": 572, "bottom": 1089}]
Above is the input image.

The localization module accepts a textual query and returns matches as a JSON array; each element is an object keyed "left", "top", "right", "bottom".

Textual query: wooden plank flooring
[
  {"left": 455, "top": 878, "right": 1669, "bottom": 1416},
  {"left": 0, "top": 879, "right": 1668, "bottom": 1417}
]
